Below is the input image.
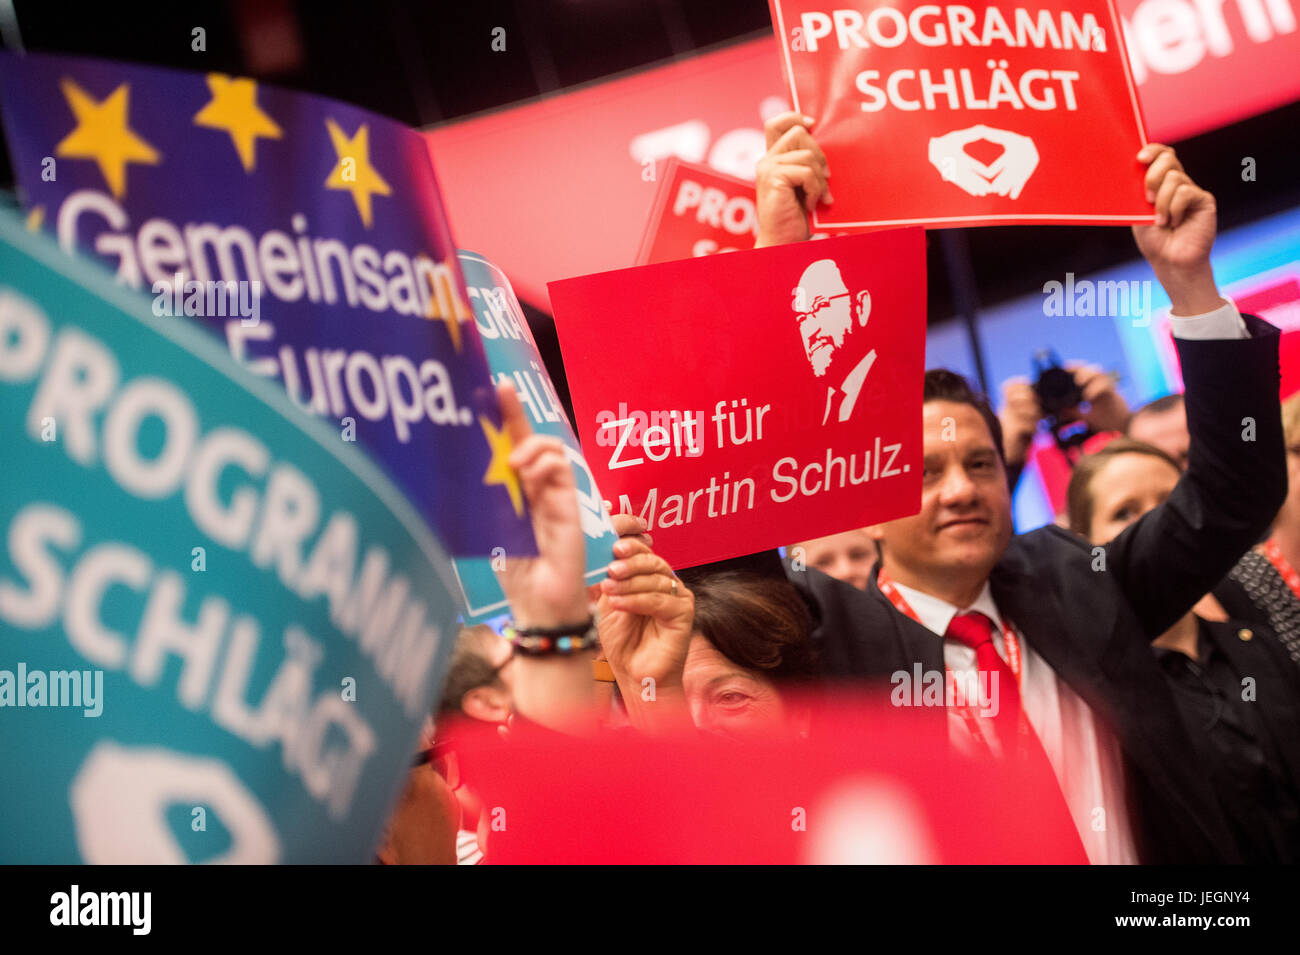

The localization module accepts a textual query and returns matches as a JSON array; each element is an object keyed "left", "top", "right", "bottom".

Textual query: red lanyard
[
  {"left": 877, "top": 567, "right": 1026, "bottom": 754},
  {"left": 1264, "top": 538, "right": 1300, "bottom": 603}
]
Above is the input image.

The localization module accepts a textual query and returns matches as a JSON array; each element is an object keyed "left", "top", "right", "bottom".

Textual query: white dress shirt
[
  {"left": 1167, "top": 298, "right": 1246, "bottom": 339},
  {"left": 884, "top": 293, "right": 1249, "bottom": 864}
]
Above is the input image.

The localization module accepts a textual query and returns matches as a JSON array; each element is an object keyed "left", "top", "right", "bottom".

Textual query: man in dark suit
[{"left": 758, "top": 114, "right": 1285, "bottom": 862}]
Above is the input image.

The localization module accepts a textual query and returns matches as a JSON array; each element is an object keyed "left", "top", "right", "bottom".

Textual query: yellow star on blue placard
[
  {"left": 324, "top": 119, "right": 391, "bottom": 228},
  {"left": 55, "top": 78, "right": 160, "bottom": 199},
  {"left": 193, "top": 74, "right": 282, "bottom": 173},
  {"left": 479, "top": 415, "right": 524, "bottom": 516}
]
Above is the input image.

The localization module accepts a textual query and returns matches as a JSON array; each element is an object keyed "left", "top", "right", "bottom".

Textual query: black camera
[
  {"left": 1031, "top": 349, "right": 1093, "bottom": 460},
  {"left": 1031, "top": 349, "right": 1083, "bottom": 419}
]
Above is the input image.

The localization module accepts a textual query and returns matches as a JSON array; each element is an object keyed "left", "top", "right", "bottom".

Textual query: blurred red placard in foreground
[{"left": 457, "top": 693, "right": 1088, "bottom": 864}]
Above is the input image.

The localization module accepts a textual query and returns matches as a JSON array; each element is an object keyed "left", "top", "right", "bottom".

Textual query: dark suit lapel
[
  {"left": 860, "top": 565, "right": 947, "bottom": 744},
  {"left": 866, "top": 563, "right": 945, "bottom": 675},
  {"left": 988, "top": 548, "right": 1112, "bottom": 713}
]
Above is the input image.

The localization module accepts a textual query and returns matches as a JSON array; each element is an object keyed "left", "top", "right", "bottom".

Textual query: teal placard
[
  {"left": 0, "top": 210, "right": 459, "bottom": 863},
  {"left": 452, "top": 251, "right": 617, "bottom": 622}
]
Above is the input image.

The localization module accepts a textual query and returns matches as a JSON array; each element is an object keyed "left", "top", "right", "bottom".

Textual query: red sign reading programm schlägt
[
  {"left": 549, "top": 228, "right": 925, "bottom": 569},
  {"left": 636, "top": 157, "right": 761, "bottom": 266},
  {"left": 769, "top": 0, "right": 1153, "bottom": 230}
]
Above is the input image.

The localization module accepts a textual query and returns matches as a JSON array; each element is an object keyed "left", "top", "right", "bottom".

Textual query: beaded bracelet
[{"left": 501, "top": 619, "right": 599, "bottom": 656}]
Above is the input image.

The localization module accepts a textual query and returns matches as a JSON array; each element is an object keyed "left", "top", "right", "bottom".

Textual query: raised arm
[
  {"left": 754, "top": 111, "right": 831, "bottom": 249},
  {"left": 493, "top": 382, "right": 600, "bottom": 735},
  {"left": 1106, "top": 145, "right": 1285, "bottom": 637}
]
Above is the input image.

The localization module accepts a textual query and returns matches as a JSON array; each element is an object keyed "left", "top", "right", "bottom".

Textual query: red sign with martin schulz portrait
[
  {"left": 549, "top": 229, "right": 924, "bottom": 569},
  {"left": 769, "top": 0, "right": 1153, "bottom": 230}
]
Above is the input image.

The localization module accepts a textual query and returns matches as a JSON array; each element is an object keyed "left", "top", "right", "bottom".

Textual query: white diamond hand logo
[{"left": 928, "top": 125, "right": 1040, "bottom": 200}]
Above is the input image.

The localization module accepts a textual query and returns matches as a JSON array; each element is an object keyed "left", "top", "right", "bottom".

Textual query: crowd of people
[{"left": 382, "top": 116, "right": 1300, "bottom": 865}]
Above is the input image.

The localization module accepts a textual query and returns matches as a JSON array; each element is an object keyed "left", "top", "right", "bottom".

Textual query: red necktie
[
  {"left": 944, "top": 611, "right": 1023, "bottom": 754},
  {"left": 944, "top": 611, "right": 1090, "bottom": 861}
]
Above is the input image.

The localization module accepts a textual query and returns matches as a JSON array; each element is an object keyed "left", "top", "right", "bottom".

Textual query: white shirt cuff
[{"left": 1168, "top": 300, "right": 1246, "bottom": 340}]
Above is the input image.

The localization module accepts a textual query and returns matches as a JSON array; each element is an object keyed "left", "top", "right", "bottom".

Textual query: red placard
[
  {"left": 636, "top": 157, "right": 761, "bottom": 266},
  {"left": 1119, "top": 0, "right": 1300, "bottom": 143},
  {"left": 769, "top": 0, "right": 1154, "bottom": 230},
  {"left": 549, "top": 229, "right": 925, "bottom": 569},
  {"left": 461, "top": 693, "right": 1090, "bottom": 864}
]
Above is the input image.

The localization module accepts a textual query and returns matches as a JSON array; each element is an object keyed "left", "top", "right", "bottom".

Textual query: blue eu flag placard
[
  {"left": 0, "top": 52, "right": 534, "bottom": 560},
  {"left": 0, "top": 207, "right": 460, "bottom": 862},
  {"left": 453, "top": 252, "right": 617, "bottom": 621}
]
